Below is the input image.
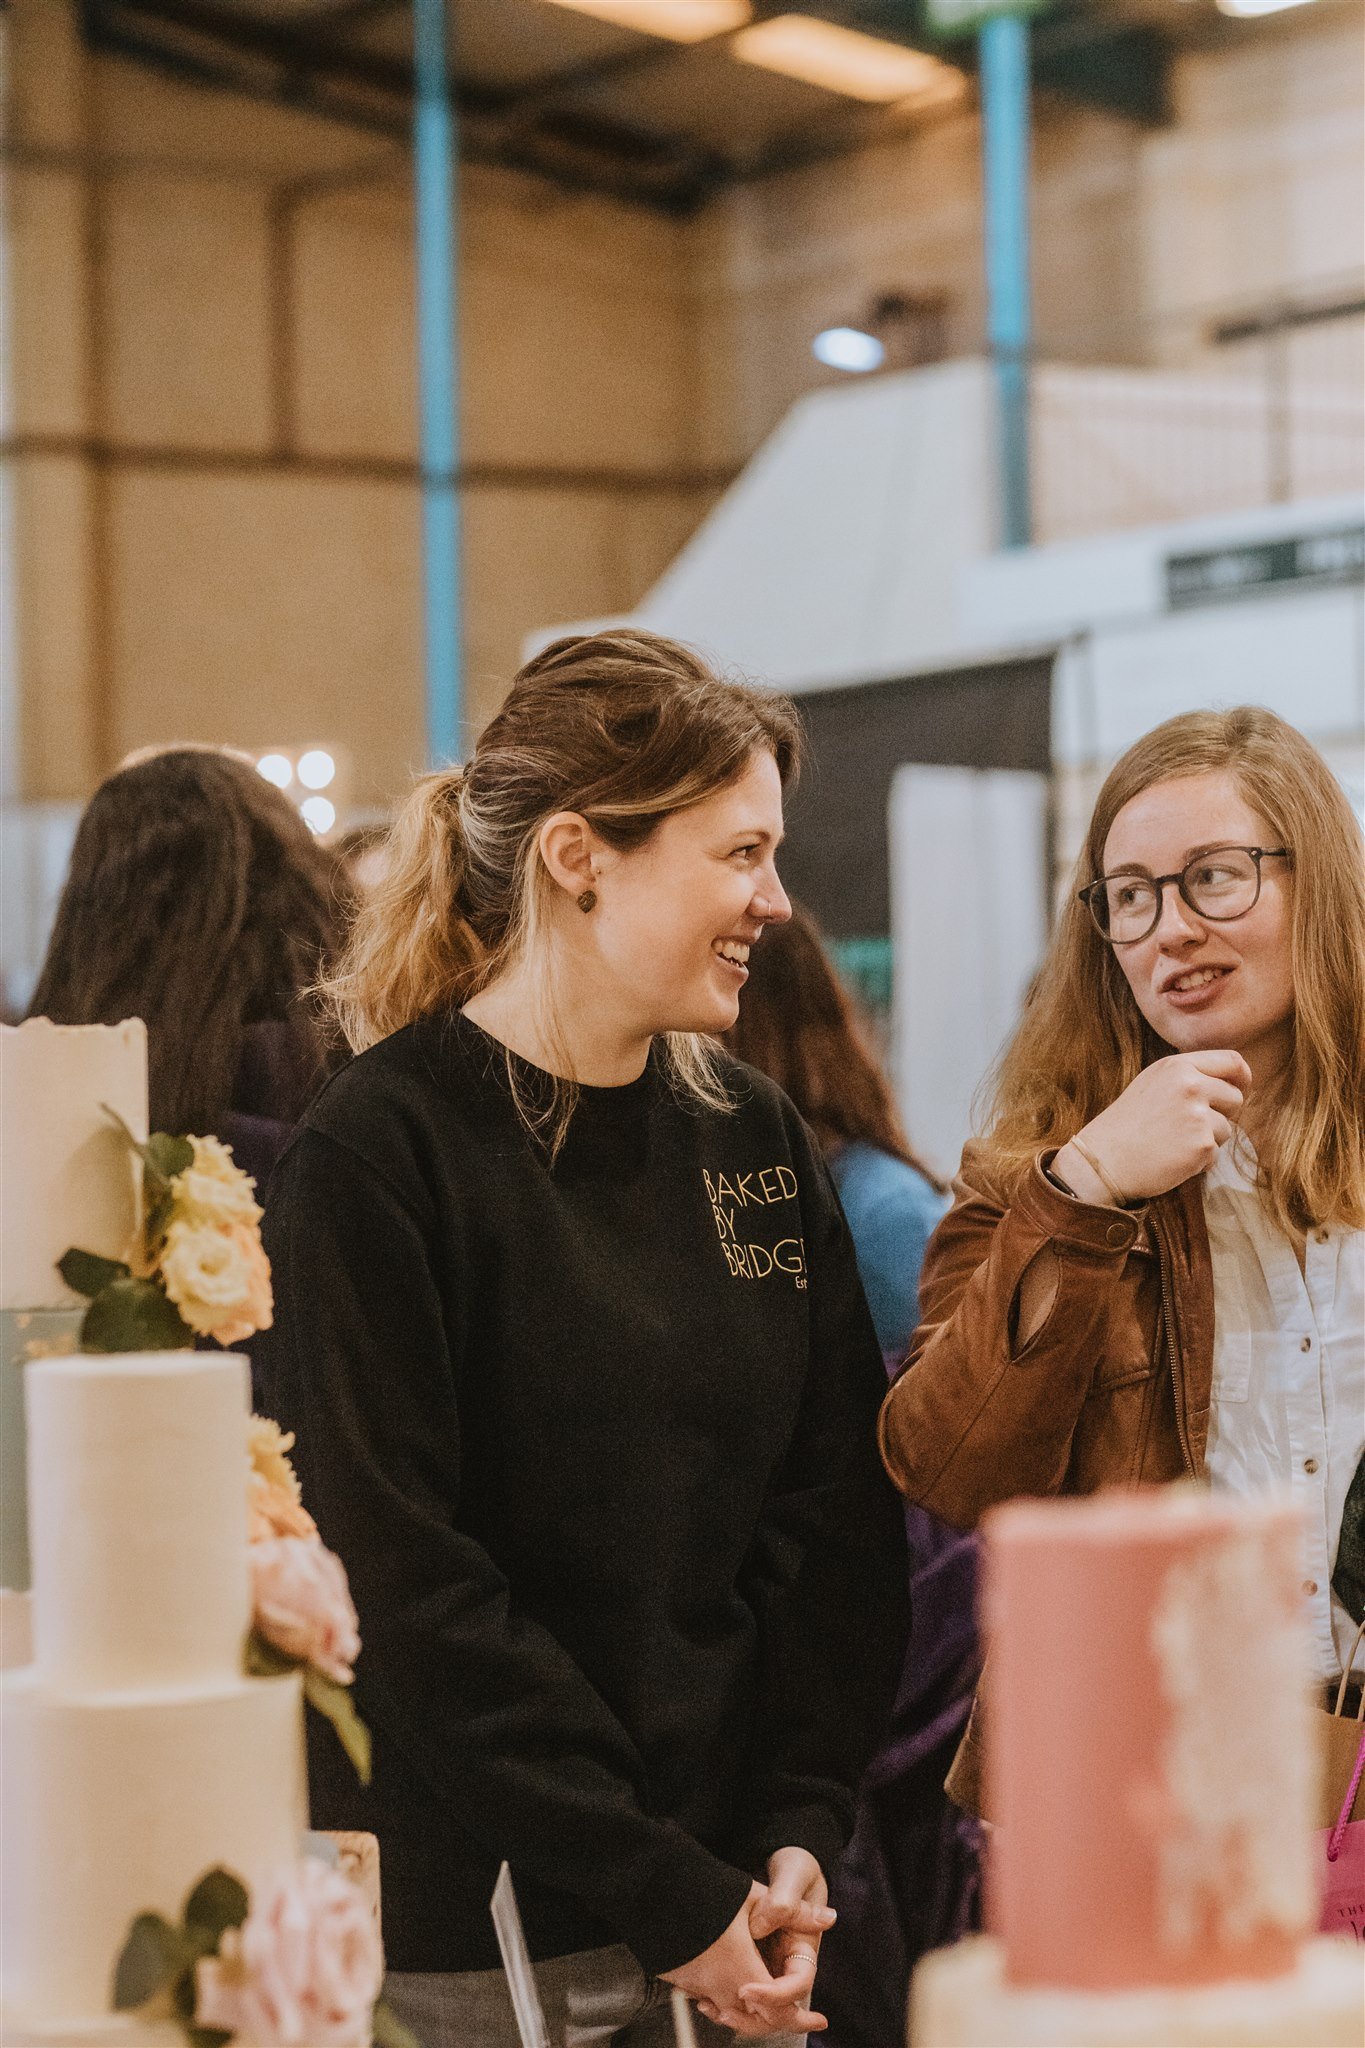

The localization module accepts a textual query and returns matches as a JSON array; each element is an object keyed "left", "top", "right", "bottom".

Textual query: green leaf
[
  {"left": 81, "top": 1277, "right": 193, "bottom": 1354},
  {"left": 183, "top": 1867, "right": 249, "bottom": 1945},
  {"left": 100, "top": 1104, "right": 166, "bottom": 1195},
  {"left": 100, "top": 1106, "right": 192, "bottom": 1195},
  {"left": 372, "top": 1999, "right": 425, "bottom": 2048},
  {"left": 147, "top": 1131, "right": 195, "bottom": 1183},
  {"left": 303, "top": 1665, "right": 373, "bottom": 1785},
  {"left": 244, "top": 1629, "right": 299, "bottom": 1679},
  {"left": 100, "top": 1103, "right": 148, "bottom": 1160},
  {"left": 112, "top": 1912, "right": 186, "bottom": 2010},
  {"left": 144, "top": 1189, "right": 175, "bottom": 1252},
  {"left": 186, "top": 2030, "right": 233, "bottom": 2048},
  {"left": 58, "top": 1247, "right": 131, "bottom": 1298}
]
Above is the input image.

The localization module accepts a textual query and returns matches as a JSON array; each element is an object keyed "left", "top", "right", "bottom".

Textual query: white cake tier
[
  {"left": 910, "top": 1935, "right": 1365, "bottom": 2048},
  {"left": 0, "top": 1019, "right": 147, "bottom": 1311},
  {"left": 28, "top": 1352, "right": 253, "bottom": 1692},
  {"left": 0, "top": 1668, "right": 307, "bottom": 2032},
  {"left": 0, "top": 2011, "right": 181, "bottom": 2046}
]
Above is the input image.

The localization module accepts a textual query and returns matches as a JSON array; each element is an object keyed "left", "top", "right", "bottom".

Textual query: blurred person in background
[
  {"left": 726, "top": 909, "right": 979, "bottom": 2048},
  {"left": 29, "top": 746, "right": 346, "bottom": 1188},
  {"left": 249, "top": 631, "right": 909, "bottom": 2048},
  {"left": 881, "top": 706, "right": 1365, "bottom": 1817},
  {"left": 331, "top": 820, "right": 392, "bottom": 900},
  {"left": 724, "top": 902, "right": 945, "bottom": 1357}
]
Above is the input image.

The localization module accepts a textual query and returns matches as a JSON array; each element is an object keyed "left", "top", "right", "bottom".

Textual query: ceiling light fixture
[
  {"left": 537, "top": 0, "right": 752, "bottom": 41},
  {"left": 1215, "top": 0, "right": 1320, "bottom": 15},
  {"left": 732, "top": 14, "right": 960, "bottom": 103},
  {"left": 813, "top": 291, "right": 951, "bottom": 375},
  {"left": 813, "top": 326, "right": 886, "bottom": 373}
]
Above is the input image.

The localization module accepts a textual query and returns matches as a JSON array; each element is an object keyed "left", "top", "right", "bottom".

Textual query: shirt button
[
  {"left": 1303, "top": 1580, "right": 1319, "bottom": 1597},
  {"left": 1300, "top": 1336, "right": 1313, "bottom": 1352},
  {"left": 1316, "top": 1229, "right": 1330, "bottom": 1243},
  {"left": 1304, "top": 1457, "right": 1320, "bottom": 1475}
]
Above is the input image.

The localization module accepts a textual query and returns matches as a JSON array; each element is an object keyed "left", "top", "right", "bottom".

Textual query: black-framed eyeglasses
[{"left": 1079, "top": 845, "right": 1291, "bottom": 946}]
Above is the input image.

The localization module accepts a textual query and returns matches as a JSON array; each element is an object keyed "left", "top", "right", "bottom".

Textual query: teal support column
[
  {"left": 413, "top": 0, "right": 462, "bottom": 763},
  {"left": 980, "top": 11, "right": 1032, "bottom": 547}
]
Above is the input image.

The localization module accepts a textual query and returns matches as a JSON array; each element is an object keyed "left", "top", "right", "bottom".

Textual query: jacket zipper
[{"left": 1154, "top": 1209, "right": 1196, "bottom": 1477}]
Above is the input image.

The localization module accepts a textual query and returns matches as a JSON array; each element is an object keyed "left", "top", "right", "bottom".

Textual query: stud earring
[{"left": 577, "top": 888, "right": 597, "bottom": 914}]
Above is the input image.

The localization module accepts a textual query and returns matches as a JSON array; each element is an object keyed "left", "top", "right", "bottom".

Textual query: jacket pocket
[{"left": 1092, "top": 1351, "right": 1161, "bottom": 1391}]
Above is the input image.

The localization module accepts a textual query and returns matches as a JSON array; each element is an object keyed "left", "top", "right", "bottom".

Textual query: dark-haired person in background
[
  {"left": 29, "top": 746, "right": 346, "bottom": 1186},
  {"left": 725, "top": 908, "right": 979, "bottom": 2048},
  {"left": 725, "top": 905, "right": 945, "bottom": 1358}
]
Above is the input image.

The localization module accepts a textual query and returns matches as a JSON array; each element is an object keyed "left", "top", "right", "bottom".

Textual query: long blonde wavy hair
[
  {"left": 321, "top": 629, "right": 803, "bottom": 1149},
  {"left": 980, "top": 706, "right": 1365, "bottom": 1234}
]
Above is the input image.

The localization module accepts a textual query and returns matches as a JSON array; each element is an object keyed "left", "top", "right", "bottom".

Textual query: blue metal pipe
[
  {"left": 413, "top": 0, "right": 463, "bottom": 763},
  {"left": 980, "top": 11, "right": 1032, "bottom": 548}
]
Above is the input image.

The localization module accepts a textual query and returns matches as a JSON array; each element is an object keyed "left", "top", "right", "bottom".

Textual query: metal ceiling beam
[
  {"left": 81, "top": 0, "right": 731, "bottom": 210},
  {"left": 79, "top": 0, "right": 1172, "bottom": 223}
]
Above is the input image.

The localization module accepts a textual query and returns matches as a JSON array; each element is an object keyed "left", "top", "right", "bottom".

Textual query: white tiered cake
[
  {"left": 0, "top": 1020, "right": 328, "bottom": 2041},
  {"left": 0, "top": 1350, "right": 308, "bottom": 2040},
  {"left": 910, "top": 1490, "right": 1363, "bottom": 2047},
  {"left": 0, "top": 1018, "right": 147, "bottom": 1594}
]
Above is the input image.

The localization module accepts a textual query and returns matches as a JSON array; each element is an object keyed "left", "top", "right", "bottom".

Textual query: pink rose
[
  {"left": 250, "top": 1536, "right": 360, "bottom": 1685},
  {"left": 195, "top": 1858, "right": 382, "bottom": 2045}
]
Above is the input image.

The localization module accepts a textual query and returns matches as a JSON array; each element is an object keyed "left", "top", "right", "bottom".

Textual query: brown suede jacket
[{"left": 878, "top": 1143, "right": 1215, "bottom": 1813}]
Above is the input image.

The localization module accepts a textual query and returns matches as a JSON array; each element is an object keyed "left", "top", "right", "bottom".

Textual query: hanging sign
[{"left": 1165, "top": 524, "right": 1365, "bottom": 610}]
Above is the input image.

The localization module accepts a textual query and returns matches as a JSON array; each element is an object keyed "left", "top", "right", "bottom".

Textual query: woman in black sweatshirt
[{"left": 250, "top": 630, "right": 909, "bottom": 2048}]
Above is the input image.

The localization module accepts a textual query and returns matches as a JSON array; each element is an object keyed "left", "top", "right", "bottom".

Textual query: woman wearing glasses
[{"left": 879, "top": 705, "right": 1365, "bottom": 1814}]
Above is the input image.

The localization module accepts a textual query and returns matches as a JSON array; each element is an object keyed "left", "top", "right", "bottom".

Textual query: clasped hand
[{"left": 662, "top": 1848, "right": 833, "bottom": 2037}]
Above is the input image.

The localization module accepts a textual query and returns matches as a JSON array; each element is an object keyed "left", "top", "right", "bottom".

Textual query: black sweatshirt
[{"left": 250, "top": 1011, "right": 909, "bottom": 1976}]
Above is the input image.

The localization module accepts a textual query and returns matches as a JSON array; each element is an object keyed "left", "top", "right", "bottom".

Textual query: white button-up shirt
[{"left": 1203, "top": 1136, "right": 1365, "bottom": 1684}]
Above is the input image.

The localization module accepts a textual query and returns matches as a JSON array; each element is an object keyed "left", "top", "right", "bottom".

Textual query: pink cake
[{"left": 909, "top": 1489, "right": 1364, "bottom": 2047}]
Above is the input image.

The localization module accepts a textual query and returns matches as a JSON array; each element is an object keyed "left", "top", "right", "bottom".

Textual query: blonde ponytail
[{"left": 319, "top": 768, "right": 486, "bottom": 1052}]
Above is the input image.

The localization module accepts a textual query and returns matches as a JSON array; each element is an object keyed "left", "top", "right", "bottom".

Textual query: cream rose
[
  {"left": 249, "top": 1415, "right": 304, "bottom": 1500},
  {"left": 249, "top": 1482, "right": 317, "bottom": 1544},
  {"left": 161, "top": 1219, "right": 273, "bottom": 1344},
  {"left": 173, "top": 1135, "right": 262, "bottom": 1229},
  {"left": 248, "top": 1420, "right": 314, "bottom": 1539},
  {"left": 251, "top": 1535, "right": 361, "bottom": 1684},
  {"left": 194, "top": 1858, "right": 382, "bottom": 2046}
]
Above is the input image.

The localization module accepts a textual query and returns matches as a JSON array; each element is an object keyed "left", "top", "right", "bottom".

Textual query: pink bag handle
[
  {"left": 1326, "top": 1616, "right": 1365, "bottom": 1862},
  {"left": 1326, "top": 1729, "right": 1365, "bottom": 1862}
]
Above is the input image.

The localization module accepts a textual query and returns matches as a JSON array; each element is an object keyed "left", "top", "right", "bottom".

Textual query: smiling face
[
  {"left": 589, "top": 748, "right": 793, "bottom": 1039},
  {"left": 1101, "top": 769, "right": 1296, "bottom": 1078}
]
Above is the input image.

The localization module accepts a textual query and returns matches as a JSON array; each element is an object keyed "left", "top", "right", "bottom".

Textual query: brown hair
[
  {"left": 981, "top": 706, "right": 1365, "bottom": 1233},
  {"left": 725, "top": 903, "right": 942, "bottom": 1185},
  {"left": 322, "top": 629, "right": 804, "bottom": 1144},
  {"left": 30, "top": 748, "right": 345, "bottom": 1135}
]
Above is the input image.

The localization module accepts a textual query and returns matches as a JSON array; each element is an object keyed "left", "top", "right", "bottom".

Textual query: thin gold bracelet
[{"left": 1068, "top": 1132, "right": 1129, "bottom": 1208}]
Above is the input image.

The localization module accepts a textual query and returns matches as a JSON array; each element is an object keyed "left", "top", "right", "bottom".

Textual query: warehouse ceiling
[{"left": 79, "top": 0, "right": 1187, "bottom": 212}]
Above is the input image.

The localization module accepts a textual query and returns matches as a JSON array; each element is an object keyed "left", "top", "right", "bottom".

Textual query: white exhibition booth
[{"left": 540, "top": 360, "right": 1365, "bottom": 1177}]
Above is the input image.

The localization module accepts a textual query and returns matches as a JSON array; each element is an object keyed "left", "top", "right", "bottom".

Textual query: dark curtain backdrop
[{"left": 777, "top": 657, "right": 1055, "bottom": 938}]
